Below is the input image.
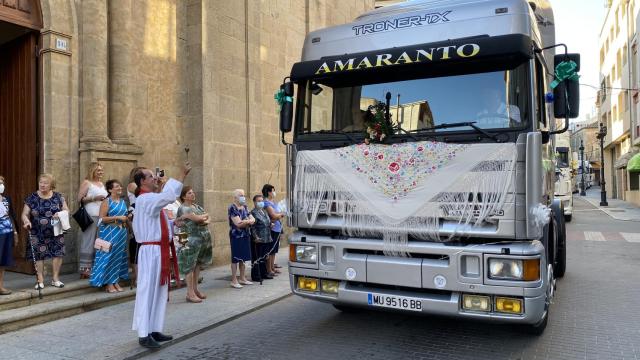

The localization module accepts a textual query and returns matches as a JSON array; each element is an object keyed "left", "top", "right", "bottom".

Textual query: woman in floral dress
[{"left": 21, "top": 174, "right": 69, "bottom": 289}]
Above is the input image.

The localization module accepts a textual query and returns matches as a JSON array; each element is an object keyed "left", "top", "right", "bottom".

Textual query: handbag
[
  {"left": 72, "top": 201, "right": 94, "bottom": 231},
  {"left": 94, "top": 238, "right": 111, "bottom": 252}
]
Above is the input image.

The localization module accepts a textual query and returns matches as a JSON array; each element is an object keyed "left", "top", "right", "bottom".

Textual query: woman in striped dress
[{"left": 90, "top": 180, "right": 130, "bottom": 292}]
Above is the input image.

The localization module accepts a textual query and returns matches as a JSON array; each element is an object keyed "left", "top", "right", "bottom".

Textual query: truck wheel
[{"left": 564, "top": 214, "right": 572, "bottom": 222}]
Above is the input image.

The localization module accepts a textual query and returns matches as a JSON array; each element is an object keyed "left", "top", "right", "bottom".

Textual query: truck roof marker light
[{"left": 495, "top": 8, "right": 508, "bottom": 14}]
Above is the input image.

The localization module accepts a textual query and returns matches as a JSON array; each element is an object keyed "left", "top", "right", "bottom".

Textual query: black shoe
[
  {"left": 138, "top": 336, "right": 161, "bottom": 349},
  {"left": 151, "top": 332, "right": 173, "bottom": 342},
  {"left": 262, "top": 275, "right": 274, "bottom": 279}
]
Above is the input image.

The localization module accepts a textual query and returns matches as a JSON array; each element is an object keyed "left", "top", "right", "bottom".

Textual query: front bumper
[
  {"left": 288, "top": 233, "right": 550, "bottom": 325},
  {"left": 289, "top": 274, "right": 547, "bottom": 324}
]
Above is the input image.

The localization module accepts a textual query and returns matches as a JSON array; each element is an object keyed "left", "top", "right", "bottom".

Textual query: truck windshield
[
  {"left": 298, "top": 63, "right": 530, "bottom": 135},
  {"left": 556, "top": 151, "right": 570, "bottom": 168}
]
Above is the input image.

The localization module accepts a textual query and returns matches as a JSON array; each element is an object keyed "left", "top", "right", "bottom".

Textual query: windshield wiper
[
  {"left": 303, "top": 130, "right": 357, "bottom": 144},
  {"left": 410, "top": 121, "right": 500, "bottom": 142}
]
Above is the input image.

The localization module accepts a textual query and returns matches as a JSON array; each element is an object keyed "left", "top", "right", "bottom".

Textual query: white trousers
[{"left": 132, "top": 245, "right": 168, "bottom": 337}]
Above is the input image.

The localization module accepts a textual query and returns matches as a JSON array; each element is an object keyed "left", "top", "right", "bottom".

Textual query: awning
[
  {"left": 615, "top": 149, "right": 639, "bottom": 169},
  {"left": 628, "top": 153, "right": 640, "bottom": 172}
]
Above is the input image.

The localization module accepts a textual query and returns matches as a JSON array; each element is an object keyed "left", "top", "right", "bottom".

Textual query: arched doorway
[{"left": 0, "top": 0, "right": 42, "bottom": 273}]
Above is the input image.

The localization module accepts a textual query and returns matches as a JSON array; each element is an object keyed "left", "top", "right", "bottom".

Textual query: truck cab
[{"left": 279, "top": 0, "right": 579, "bottom": 334}]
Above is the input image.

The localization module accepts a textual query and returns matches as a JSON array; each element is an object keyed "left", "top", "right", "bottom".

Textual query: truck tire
[
  {"left": 564, "top": 213, "right": 572, "bottom": 222},
  {"left": 554, "top": 204, "right": 567, "bottom": 278},
  {"left": 555, "top": 230, "right": 567, "bottom": 278}
]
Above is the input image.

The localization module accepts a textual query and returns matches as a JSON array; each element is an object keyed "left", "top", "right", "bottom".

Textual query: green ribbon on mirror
[
  {"left": 274, "top": 89, "right": 293, "bottom": 106},
  {"left": 550, "top": 60, "right": 579, "bottom": 89}
]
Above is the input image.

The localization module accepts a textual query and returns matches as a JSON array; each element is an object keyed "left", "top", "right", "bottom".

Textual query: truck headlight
[
  {"left": 488, "top": 258, "right": 540, "bottom": 281},
  {"left": 291, "top": 245, "right": 317, "bottom": 263}
]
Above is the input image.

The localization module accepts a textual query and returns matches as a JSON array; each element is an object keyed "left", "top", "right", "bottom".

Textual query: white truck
[
  {"left": 278, "top": 0, "right": 579, "bottom": 334},
  {"left": 554, "top": 132, "right": 574, "bottom": 221}
]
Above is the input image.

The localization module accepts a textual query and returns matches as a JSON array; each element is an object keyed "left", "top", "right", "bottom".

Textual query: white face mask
[
  {"left": 0, "top": 184, "right": 4, "bottom": 194},
  {"left": 272, "top": 191, "right": 276, "bottom": 197}
]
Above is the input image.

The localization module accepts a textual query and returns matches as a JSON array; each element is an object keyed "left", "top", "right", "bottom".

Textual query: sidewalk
[
  {"left": 580, "top": 186, "right": 640, "bottom": 221},
  {"left": 0, "top": 252, "right": 292, "bottom": 360}
]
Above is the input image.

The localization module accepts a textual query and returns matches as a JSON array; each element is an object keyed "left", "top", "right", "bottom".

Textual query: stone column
[
  {"left": 108, "top": 0, "right": 134, "bottom": 144},
  {"left": 80, "top": 0, "right": 110, "bottom": 144}
]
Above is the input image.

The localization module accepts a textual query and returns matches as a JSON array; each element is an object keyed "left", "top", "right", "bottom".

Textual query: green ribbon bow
[
  {"left": 550, "top": 60, "right": 580, "bottom": 89},
  {"left": 274, "top": 89, "right": 293, "bottom": 106}
]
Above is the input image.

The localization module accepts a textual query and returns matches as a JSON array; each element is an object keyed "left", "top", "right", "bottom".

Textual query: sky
[{"left": 551, "top": 0, "right": 607, "bottom": 123}]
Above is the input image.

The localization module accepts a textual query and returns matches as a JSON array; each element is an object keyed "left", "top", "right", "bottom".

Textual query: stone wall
[{"left": 38, "top": 0, "right": 375, "bottom": 271}]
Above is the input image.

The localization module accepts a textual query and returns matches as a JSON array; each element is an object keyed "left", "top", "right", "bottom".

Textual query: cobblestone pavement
[{"left": 144, "top": 197, "right": 640, "bottom": 360}]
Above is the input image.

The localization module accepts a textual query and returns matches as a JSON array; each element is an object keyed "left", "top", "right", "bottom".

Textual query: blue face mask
[
  {"left": 238, "top": 196, "right": 246, "bottom": 205},
  {"left": 256, "top": 201, "right": 265, "bottom": 209}
]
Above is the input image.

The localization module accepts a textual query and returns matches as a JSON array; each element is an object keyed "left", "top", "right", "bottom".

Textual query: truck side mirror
[
  {"left": 279, "top": 81, "right": 294, "bottom": 133},
  {"left": 553, "top": 53, "right": 580, "bottom": 119}
]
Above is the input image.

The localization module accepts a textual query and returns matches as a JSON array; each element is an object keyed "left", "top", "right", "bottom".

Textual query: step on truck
[{"left": 278, "top": 0, "right": 579, "bottom": 334}]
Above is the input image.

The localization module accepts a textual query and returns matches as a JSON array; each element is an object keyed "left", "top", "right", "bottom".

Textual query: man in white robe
[{"left": 132, "top": 164, "right": 190, "bottom": 348}]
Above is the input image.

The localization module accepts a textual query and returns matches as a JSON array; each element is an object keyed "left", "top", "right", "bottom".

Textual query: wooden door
[{"left": 0, "top": 32, "right": 39, "bottom": 274}]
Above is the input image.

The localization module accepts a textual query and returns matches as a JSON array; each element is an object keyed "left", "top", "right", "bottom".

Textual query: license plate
[{"left": 367, "top": 293, "right": 422, "bottom": 312}]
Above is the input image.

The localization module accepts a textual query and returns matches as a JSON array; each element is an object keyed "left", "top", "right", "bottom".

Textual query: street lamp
[
  {"left": 579, "top": 139, "right": 586, "bottom": 196},
  {"left": 596, "top": 123, "right": 608, "bottom": 206}
]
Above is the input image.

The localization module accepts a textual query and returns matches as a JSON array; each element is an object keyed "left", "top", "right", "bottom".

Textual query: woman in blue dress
[
  {"left": 227, "top": 189, "right": 255, "bottom": 289},
  {"left": 90, "top": 180, "right": 130, "bottom": 292}
]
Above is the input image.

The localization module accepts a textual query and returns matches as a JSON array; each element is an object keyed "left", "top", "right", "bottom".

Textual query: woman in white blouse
[{"left": 77, "top": 162, "right": 108, "bottom": 278}]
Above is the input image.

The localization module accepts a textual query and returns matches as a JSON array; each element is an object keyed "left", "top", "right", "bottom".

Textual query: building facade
[
  {"left": 0, "top": 0, "right": 375, "bottom": 273},
  {"left": 597, "top": 0, "right": 640, "bottom": 205},
  {"left": 570, "top": 118, "right": 601, "bottom": 185}
]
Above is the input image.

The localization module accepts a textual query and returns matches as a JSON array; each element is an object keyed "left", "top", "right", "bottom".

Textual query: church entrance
[{"left": 0, "top": 0, "right": 42, "bottom": 274}]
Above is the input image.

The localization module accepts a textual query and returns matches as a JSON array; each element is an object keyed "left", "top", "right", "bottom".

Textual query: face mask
[
  {"left": 256, "top": 201, "right": 265, "bottom": 209},
  {"left": 272, "top": 191, "right": 276, "bottom": 197},
  {"left": 238, "top": 196, "right": 246, "bottom": 205},
  {"left": 0, "top": 184, "right": 4, "bottom": 194}
]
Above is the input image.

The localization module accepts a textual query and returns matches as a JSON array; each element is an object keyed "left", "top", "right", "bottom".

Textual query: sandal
[
  {"left": 195, "top": 290, "right": 207, "bottom": 299},
  {"left": 35, "top": 282, "right": 45, "bottom": 290},
  {"left": 230, "top": 282, "right": 243, "bottom": 289},
  {"left": 186, "top": 296, "right": 202, "bottom": 303},
  {"left": 0, "top": 289, "right": 12, "bottom": 295},
  {"left": 51, "top": 280, "right": 65, "bottom": 288},
  {"left": 239, "top": 280, "right": 253, "bottom": 285}
]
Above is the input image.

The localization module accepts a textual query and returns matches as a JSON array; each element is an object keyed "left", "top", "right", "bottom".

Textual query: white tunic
[{"left": 131, "top": 178, "right": 182, "bottom": 338}]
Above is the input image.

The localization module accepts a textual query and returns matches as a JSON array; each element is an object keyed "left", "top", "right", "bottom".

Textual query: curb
[{"left": 122, "top": 291, "right": 293, "bottom": 360}]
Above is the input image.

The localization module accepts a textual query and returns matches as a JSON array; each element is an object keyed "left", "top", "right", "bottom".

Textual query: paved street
[{"left": 143, "top": 196, "right": 640, "bottom": 360}]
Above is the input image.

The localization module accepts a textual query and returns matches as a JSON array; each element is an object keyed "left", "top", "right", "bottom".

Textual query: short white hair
[{"left": 233, "top": 189, "right": 244, "bottom": 198}]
